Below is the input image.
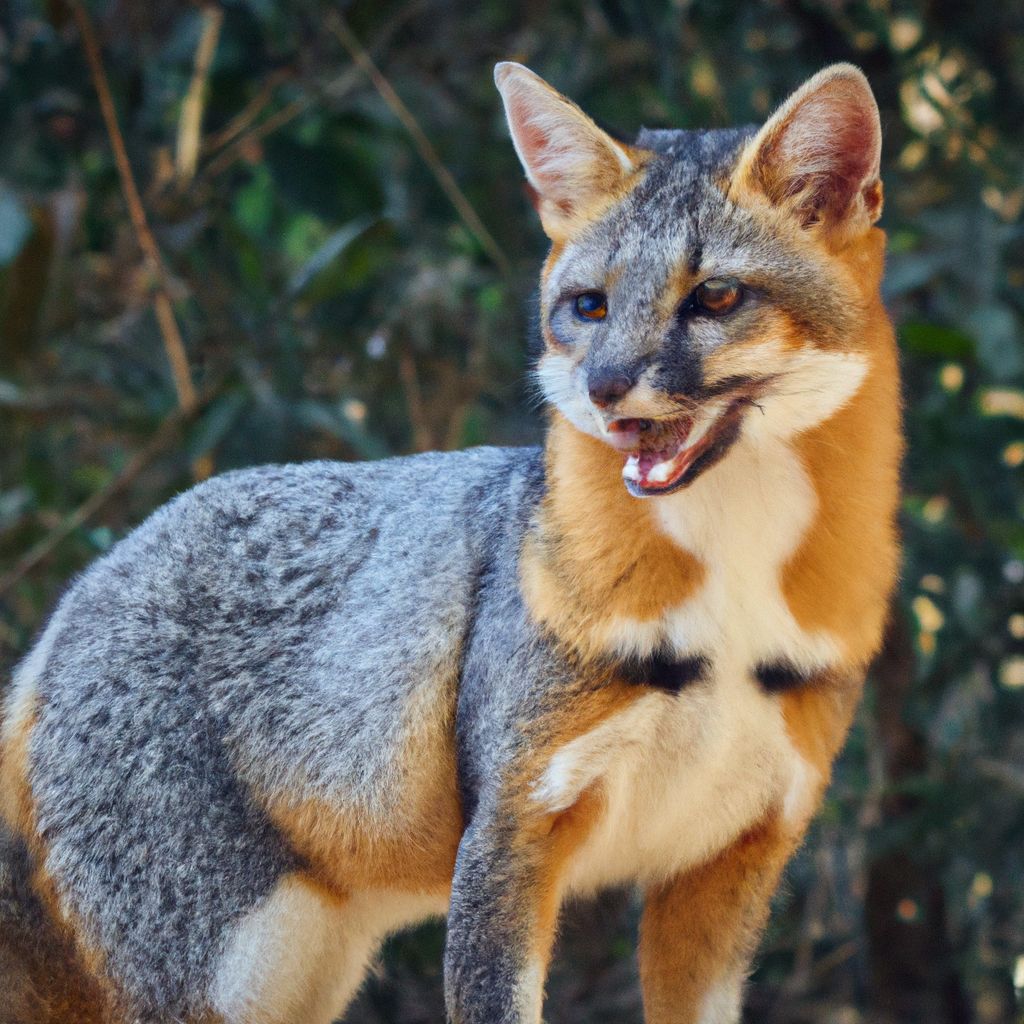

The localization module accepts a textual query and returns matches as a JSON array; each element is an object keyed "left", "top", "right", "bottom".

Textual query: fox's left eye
[{"left": 692, "top": 277, "right": 743, "bottom": 316}]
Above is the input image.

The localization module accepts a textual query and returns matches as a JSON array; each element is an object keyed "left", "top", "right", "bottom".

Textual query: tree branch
[
  {"left": 0, "top": 395, "right": 212, "bottom": 600},
  {"left": 175, "top": 3, "right": 224, "bottom": 187},
  {"left": 202, "top": 6, "right": 422, "bottom": 181},
  {"left": 68, "top": 0, "right": 198, "bottom": 414},
  {"left": 398, "top": 347, "right": 434, "bottom": 452},
  {"left": 202, "top": 67, "right": 292, "bottom": 156},
  {"left": 327, "top": 13, "right": 511, "bottom": 277}
]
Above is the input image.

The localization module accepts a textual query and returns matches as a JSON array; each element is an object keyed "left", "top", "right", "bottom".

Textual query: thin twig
[
  {"left": 0, "top": 399, "right": 211, "bottom": 599},
  {"left": 203, "top": 93, "right": 311, "bottom": 179},
  {"left": 975, "top": 756, "right": 1024, "bottom": 796},
  {"left": 327, "top": 13, "right": 511, "bottom": 277},
  {"left": 443, "top": 393, "right": 476, "bottom": 451},
  {"left": 808, "top": 939, "right": 860, "bottom": 982},
  {"left": 202, "top": 67, "right": 291, "bottom": 156},
  {"left": 69, "top": 0, "right": 198, "bottom": 414},
  {"left": 202, "top": 4, "right": 423, "bottom": 181},
  {"left": 398, "top": 348, "right": 434, "bottom": 452},
  {"left": 443, "top": 325, "right": 488, "bottom": 450},
  {"left": 784, "top": 843, "right": 834, "bottom": 996},
  {"left": 175, "top": 3, "right": 224, "bottom": 187}
]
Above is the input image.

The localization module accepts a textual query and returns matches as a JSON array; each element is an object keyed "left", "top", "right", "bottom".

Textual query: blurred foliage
[{"left": 1, "top": 0, "right": 1022, "bottom": 1021}]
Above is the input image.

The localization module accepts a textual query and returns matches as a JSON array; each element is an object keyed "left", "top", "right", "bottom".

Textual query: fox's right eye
[{"left": 574, "top": 291, "right": 608, "bottom": 321}]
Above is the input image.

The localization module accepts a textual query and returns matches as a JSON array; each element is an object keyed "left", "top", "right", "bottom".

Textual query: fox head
[{"left": 495, "top": 63, "right": 887, "bottom": 496}]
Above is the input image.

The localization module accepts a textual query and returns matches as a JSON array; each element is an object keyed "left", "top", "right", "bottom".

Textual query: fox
[{"left": 0, "top": 60, "right": 901, "bottom": 1024}]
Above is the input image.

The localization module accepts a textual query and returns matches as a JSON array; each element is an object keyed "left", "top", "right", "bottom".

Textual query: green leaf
[
  {"left": 264, "top": 134, "right": 382, "bottom": 223},
  {"left": 900, "top": 322, "right": 976, "bottom": 360},
  {"left": 0, "top": 379, "right": 23, "bottom": 406},
  {"left": 965, "top": 304, "right": 1023, "bottom": 381},
  {"left": 234, "top": 167, "right": 275, "bottom": 238},
  {"left": 0, "top": 486, "right": 32, "bottom": 532},
  {"left": 883, "top": 252, "right": 946, "bottom": 296},
  {"left": 186, "top": 391, "right": 249, "bottom": 460},
  {"left": 287, "top": 216, "right": 374, "bottom": 299}
]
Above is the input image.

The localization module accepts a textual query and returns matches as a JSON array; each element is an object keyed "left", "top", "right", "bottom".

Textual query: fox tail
[{"left": 0, "top": 821, "right": 110, "bottom": 1024}]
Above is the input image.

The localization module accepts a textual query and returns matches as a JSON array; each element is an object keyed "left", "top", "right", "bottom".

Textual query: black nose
[{"left": 587, "top": 368, "right": 635, "bottom": 408}]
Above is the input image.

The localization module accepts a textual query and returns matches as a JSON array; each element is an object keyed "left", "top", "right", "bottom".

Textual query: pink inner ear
[
  {"left": 760, "top": 79, "right": 879, "bottom": 224},
  {"left": 506, "top": 94, "right": 568, "bottom": 197},
  {"left": 519, "top": 120, "right": 551, "bottom": 168}
]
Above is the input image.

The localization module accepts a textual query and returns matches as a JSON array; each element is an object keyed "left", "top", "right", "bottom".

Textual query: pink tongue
[{"left": 619, "top": 416, "right": 698, "bottom": 490}]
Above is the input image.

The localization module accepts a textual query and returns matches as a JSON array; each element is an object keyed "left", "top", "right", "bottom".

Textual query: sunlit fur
[
  {"left": 494, "top": 63, "right": 647, "bottom": 240},
  {"left": 507, "top": 59, "right": 901, "bottom": 1024},
  {"left": 0, "top": 64, "right": 901, "bottom": 1024}
]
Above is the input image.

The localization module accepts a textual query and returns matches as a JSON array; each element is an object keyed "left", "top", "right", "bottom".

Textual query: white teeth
[
  {"left": 647, "top": 459, "right": 675, "bottom": 484},
  {"left": 686, "top": 409, "right": 720, "bottom": 447},
  {"left": 622, "top": 455, "right": 642, "bottom": 482}
]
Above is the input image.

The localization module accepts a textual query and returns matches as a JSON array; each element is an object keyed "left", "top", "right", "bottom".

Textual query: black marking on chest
[
  {"left": 755, "top": 660, "right": 813, "bottom": 693},
  {"left": 617, "top": 650, "right": 711, "bottom": 694}
]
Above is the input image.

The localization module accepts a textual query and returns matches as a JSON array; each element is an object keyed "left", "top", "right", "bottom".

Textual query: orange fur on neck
[
  {"left": 783, "top": 229, "right": 902, "bottom": 666},
  {"left": 521, "top": 416, "right": 704, "bottom": 659},
  {"left": 526, "top": 228, "right": 899, "bottom": 671}
]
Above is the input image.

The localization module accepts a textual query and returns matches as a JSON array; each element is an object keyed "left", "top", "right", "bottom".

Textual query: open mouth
[{"left": 606, "top": 400, "right": 748, "bottom": 497}]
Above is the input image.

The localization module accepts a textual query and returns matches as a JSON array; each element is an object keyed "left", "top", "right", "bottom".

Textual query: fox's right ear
[{"left": 494, "top": 63, "right": 637, "bottom": 241}]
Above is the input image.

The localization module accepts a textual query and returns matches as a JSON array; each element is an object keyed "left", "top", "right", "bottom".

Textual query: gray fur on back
[
  {"left": 10, "top": 123, "right": 825, "bottom": 1024},
  {"left": 20, "top": 446, "right": 544, "bottom": 1019}
]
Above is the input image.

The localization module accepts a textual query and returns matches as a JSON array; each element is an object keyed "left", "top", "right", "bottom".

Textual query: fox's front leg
[
  {"left": 639, "top": 680, "right": 861, "bottom": 1024},
  {"left": 638, "top": 813, "right": 799, "bottom": 1024},
  {"left": 444, "top": 788, "right": 601, "bottom": 1024}
]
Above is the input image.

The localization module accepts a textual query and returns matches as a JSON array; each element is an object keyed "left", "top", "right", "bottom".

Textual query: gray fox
[{"left": 0, "top": 61, "right": 901, "bottom": 1024}]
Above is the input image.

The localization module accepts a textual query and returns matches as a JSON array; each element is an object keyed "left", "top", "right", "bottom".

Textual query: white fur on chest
[
  {"left": 556, "top": 676, "right": 796, "bottom": 894},
  {"left": 536, "top": 370, "right": 871, "bottom": 892}
]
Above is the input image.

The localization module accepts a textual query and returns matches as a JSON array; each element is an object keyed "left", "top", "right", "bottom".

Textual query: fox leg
[
  {"left": 205, "top": 874, "right": 356, "bottom": 1024},
  {"left": 210, "top": 875, "right": 443, "bottom": 1024},
  {"left": 638, "top": 813, "right": 799, "bottom": 1024},
  {"left": 444, "top": 788, "right": 602, "bottom": 1024},
  {"left": 639, "top": 677, "right": 862, "bottom": 1024}
]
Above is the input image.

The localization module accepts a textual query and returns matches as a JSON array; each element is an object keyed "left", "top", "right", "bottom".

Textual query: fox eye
[
  {"left": 573, "top": 291, "right": 608, "bottom": 321},
  {"left": 692, "top": 277, "right": 743, "bottom": 316}
]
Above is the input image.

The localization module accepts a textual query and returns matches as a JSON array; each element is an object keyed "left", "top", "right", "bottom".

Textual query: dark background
[{"left": 1, "top": 1, "right": 1022, "bottom": 1021}]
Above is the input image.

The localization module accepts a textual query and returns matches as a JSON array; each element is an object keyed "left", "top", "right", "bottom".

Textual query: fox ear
[
  {"left": 494, "top": 62, "right": 637, "bottom": 240},
  {"left": 732, "top": 64, "right": 883, "bottom": 243}
]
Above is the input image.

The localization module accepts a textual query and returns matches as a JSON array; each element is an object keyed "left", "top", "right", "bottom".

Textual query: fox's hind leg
[
  {"left": 210, "top": 874, "right": 445, "bottom": 1024},
  {"left": 210, "top": 875, "right": 368, "bottom": 1024}
]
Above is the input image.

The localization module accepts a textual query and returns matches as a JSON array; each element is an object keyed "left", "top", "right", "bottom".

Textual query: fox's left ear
[
  {"left": 495, "top": 62, "right": 638, "bottom": 240},
  {"left": 731, "top": 64, "right": 883, "bottom": 245}
]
